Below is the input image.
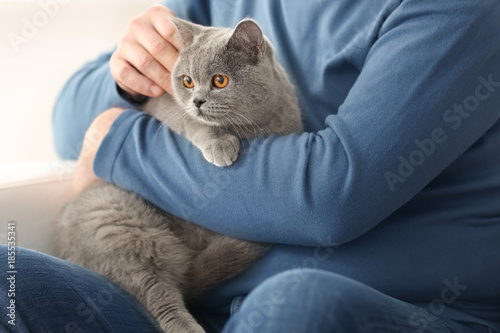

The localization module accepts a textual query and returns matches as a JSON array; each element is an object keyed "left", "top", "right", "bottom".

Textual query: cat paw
[
  {"left": 160, "top": 311, "right": 206, "bottom": 333},
  {"left": 202, "top": 135, "right": 240, "bottom": 167}
]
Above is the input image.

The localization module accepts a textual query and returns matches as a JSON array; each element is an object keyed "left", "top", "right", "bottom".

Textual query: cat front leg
[
  {"left": 201, "top": 133, "right": 240, "bottom": 167},
  {"left": 183, "top": 123, "right": 240, "bottom": 167}
]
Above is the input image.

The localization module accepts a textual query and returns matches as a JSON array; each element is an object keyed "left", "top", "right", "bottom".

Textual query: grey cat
[{"left": 56, "top": 17, "right": 302, "bottom": 333}]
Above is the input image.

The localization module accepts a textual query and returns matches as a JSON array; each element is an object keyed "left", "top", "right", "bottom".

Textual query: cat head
[{"left": 169, "top": 17, "right": 279, "bottom": 130}]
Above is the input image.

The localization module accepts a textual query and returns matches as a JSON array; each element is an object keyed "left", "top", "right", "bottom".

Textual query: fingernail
[{"left": 150, "top": 85, "right": 163, "bottom": 96}]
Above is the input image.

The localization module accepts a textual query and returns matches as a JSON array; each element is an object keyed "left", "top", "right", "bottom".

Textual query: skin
[
  {"left": 73, "top": 107, "right": 124, "bottom": 194},
  {"left": 111, "top": 5, "right": 182, "bottom": 97},
  {"left": 74, "top": 5, "right": 181, "bottom": 193}
]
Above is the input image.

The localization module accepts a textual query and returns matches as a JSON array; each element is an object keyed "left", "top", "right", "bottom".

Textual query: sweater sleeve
[
  {"left": 94, "top": 0, "right": 500, "bottom": 246},
  {"left": 52, "top": 51, "right": 136, "bottom": 160}
]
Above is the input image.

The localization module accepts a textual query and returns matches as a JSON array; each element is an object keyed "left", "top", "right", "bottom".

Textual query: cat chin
[
  {"left": 196, "top": 114, "right": 223, "bottom": 127},
  {"left": 186, "top": 108, "right": 224, "bottom": 127}
]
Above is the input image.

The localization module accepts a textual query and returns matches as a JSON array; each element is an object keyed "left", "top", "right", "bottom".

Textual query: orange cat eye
[
  {"left": 183, "top": 75, "right": 194, "bottom": 88},
  {"left": 213, "top": 74, "right": 229, "bottom": 88}
]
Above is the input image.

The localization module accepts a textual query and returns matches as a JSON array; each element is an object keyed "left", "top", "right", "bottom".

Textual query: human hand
[
  {"left": 110, "top": 5, "right": 183, "bottom": 98},
  {"left": 73, "top": 108, "right": 125, "bottom": 194}
]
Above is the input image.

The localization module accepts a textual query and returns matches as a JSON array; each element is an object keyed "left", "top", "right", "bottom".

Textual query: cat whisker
[
  {"left": 231, "top": 111, "right": 262, "bottom": 133},
  {"left": 171, "top": 109, "right": 191, "bottom": 124},
  {"left": 152, "top": 109, "right": 189, "bottom": 145},
  {"left": 153, "top": 122, "right": 166, "bottom": 142},
  {"left": 230, "top": 111, "right": 268, "bottom": 138},
  {"left": 202, "top": 108, "right": 230, "bottom": 117},
  {"left": 226, "top": 117, "right": 245, "bottom": 142},
  {"left": 229, "top": 117, "right": 253, "bottom": 139}
]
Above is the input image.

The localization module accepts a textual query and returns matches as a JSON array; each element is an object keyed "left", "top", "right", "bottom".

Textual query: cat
[{"left": 56, "top": 17, "right": 302, "bottom": 333}]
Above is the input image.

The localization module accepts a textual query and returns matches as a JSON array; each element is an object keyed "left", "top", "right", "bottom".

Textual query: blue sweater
[{"left": 53, "top": 0, "right": 500, "bottom": 329}]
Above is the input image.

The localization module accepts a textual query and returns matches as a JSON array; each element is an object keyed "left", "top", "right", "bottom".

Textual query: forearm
[{"left": 52, "top": 52, "right": 135, "bottom": 160}]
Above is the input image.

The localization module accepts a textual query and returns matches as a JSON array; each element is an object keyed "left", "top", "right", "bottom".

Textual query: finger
[
  {"left": 121, "top": 42, "right": 172, "bottom": 95},
  {"left": 159, "top": 71, "right": 174, "bottom": 96},
  {"left": 149, "top": 6, "right": 184, "bottom": 51},
  {"left": 111, "top": 56, "right": 162, "bottom": 97},
  {"left": 134, "top": 23, "right": 179, "bottom": 75}
]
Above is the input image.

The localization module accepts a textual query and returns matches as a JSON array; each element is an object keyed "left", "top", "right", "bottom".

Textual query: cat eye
[
  {"left": 213, "top": 74, "right": 229, "bottom": 88},
  {"left": 183, "top": 75, "right": 194, "bottom": 88}
]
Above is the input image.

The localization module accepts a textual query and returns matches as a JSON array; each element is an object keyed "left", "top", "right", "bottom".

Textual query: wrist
[{"left": 116, "top": 83, "right": 149, "bottom": 106}]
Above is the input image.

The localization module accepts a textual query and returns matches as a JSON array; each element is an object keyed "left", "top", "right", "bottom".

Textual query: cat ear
[
  {"left": 169, "top": 16, "right": 201, "bottom": 47},
  {"left": 227, "top": 19, "right": 266, "bottom": 62}
]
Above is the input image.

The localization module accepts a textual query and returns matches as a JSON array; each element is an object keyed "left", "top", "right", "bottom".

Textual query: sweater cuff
[
  {"left": 103, "top": 68, "right": 145, "bottom": 110},
  {"left": 93, "top": 109, "right": 145, "bottom": 182},
  {"left": 115, "top": 83, "right": 149, "bottom": 106}
]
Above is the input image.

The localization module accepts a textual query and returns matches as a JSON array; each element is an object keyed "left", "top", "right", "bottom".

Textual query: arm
[
  {"left": 96, "top": 1, "right": 500, "bottom": 246},
  {"left": 52, "top": 52, "right": 130, "bottom": 160}
]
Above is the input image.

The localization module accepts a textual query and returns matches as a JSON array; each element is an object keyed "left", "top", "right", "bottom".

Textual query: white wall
[{"left": 0, "top": 0, "right": 159, "bottom": 166}]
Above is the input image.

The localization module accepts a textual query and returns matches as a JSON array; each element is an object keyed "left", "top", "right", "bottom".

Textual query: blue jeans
[{"left": 0, "top": 246, "right": 493, "bottom": 333}]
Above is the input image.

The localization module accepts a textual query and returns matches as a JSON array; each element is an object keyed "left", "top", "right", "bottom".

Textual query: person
[{"left": 2, "top": 0, "right": 500, "bottom": 332}]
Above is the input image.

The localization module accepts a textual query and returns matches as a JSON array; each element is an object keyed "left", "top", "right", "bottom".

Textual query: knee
[
  {"left": 224, "top": 269, "right": 367, "bottom": 333},
  {"left": 250, "top": 268, "right": 363, "bottom": 306}
]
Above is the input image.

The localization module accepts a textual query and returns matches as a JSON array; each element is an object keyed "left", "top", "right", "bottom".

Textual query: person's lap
[
  {"left": 221, "top": 269, "right": 482, "bottom": 333},
  {"left": 0, "top": 246, "right": 162, "bottom": 333},
  {"left": 0, "top": 246, "right": 486, "bottom": 333}
]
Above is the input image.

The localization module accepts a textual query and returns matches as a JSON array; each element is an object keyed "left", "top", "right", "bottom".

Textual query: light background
[{"left": 0, "top": 0, "right": 159, "bottom": 167}]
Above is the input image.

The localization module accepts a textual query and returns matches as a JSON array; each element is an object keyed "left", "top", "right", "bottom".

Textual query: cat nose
[{"left": 193, "top": 98, "right": 207, "bottom": 108}]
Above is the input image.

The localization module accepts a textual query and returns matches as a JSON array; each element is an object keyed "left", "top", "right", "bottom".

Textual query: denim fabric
[
  {"left": 0, "top": 247, "right": 495, "bottom": 333},
  {"left": 222, "top": 269, "right": 493, "bottom": 333},
  {"left": 0, "top": 246, "right": 162, "bottom": 333}
]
